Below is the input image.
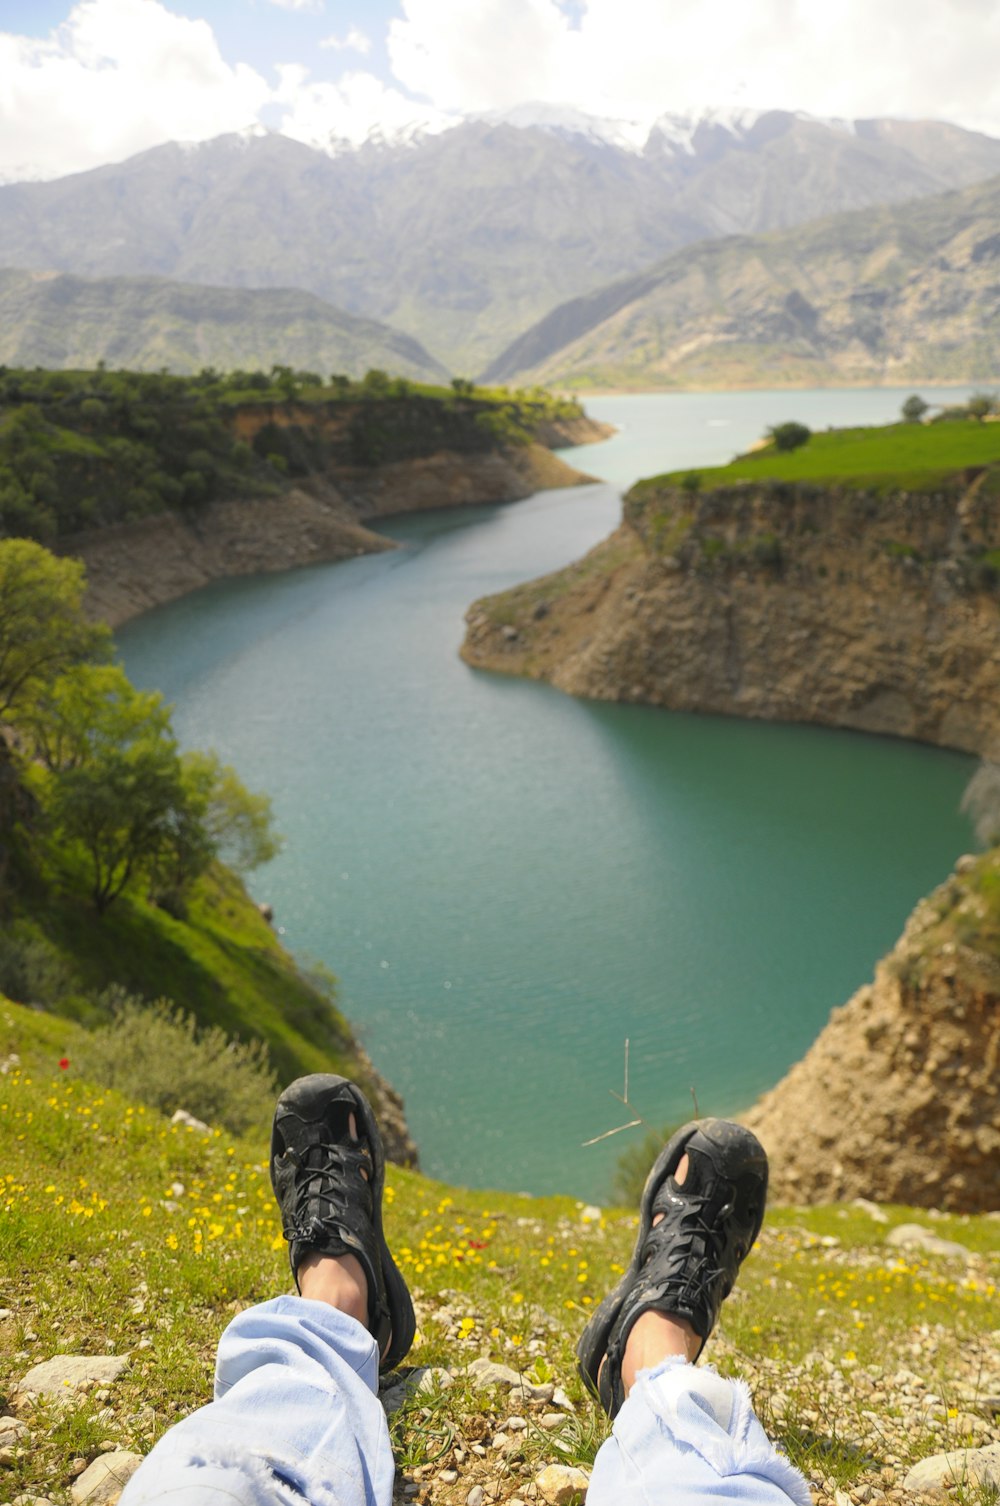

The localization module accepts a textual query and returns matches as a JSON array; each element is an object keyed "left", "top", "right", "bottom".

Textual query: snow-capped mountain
[{"left": 3, "top": 107, "right": 1000, "bottom": 375}]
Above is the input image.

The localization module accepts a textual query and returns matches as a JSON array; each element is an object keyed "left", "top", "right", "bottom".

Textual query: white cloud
[
  {"left": 275, "top": 64, "right": 452, "bottom": 146},
  {"left": 320, "top": 26, "right": 373, "bottom": 54},
  {"left": 385, "top": 0, "right": 1000, "bottom": 137},
  {"left": 265, "top": 0, "right": 325, "bottom": 12},
  {"left": 0, "top": 0, "right": 270, "bottom": 180}
]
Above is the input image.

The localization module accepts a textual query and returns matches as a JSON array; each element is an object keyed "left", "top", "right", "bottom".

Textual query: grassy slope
[
  {"left": 0, "top": 272, "right": 449, "bottom": 385},
  {"left": 10, "top": 854, "right": 355, "bottom": 1086},
  {"left": 1, "top": 998, "right": 997, "bottom": 1505},
  {"left": 636, "top": 419, "right": 1000, "bottom": 495}
]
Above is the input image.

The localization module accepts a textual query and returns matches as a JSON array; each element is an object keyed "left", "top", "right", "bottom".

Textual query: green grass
[
  {"left": 637, "top": 419, "right": 1000, "bottom": 495},
  {"left": 7, "top": 854, "right": 356, "bottom": 1085},
  {"left": 1, "top": 996, "right": 997, "bottom": 1504}
]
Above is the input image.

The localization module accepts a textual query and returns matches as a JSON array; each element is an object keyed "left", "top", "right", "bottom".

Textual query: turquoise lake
[{"left": 118, "top": 387, "right": 978, "bottom": 1201}]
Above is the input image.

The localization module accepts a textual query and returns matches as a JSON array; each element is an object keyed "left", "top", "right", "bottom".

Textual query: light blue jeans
[{"left": 120, "top": 1297, "right": 812, "bottom": 1506}]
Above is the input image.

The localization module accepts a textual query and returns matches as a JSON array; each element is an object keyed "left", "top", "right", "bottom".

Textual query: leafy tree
[
  {"left": 961, "top": 761, "right": 1000, "bottom": 846},
  {"left": 38, "top": 666, "right": 187, "bottom": 913},
  {"left": 185, "top": 752, "right": 282, "bottom": 875},
  {"left": 361, "top": 369, "right": 391, "bottom": 398},
  {"left": 0, "top": 541, "right": 109, "bottom": 721},
  {"left": 901, "top": 394, "right": 929, "bottom": 424},
  {"left": 765, "top": 421, "right": 811, "bottom": 453},
  {"left": 967, "top": 391, "right": 997, "bottom": 422},
  {"left": 150, "top": 750, "right": 281, "bottom": 906}
]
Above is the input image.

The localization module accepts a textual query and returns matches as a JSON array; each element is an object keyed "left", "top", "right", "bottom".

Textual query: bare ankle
[
  {"left": 621, "top": 1310, "right": 700, "bottom": 1395},
  {"left": 297, "top": 1251, "right": 368, "bottom": 1327}
]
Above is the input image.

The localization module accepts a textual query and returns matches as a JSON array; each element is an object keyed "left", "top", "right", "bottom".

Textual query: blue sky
[
  {"left": 3, "top": 0, "right": 406, "bottom": 100},
  {"left": 2, "top": 0, "right": 999, "bottom": 183}
]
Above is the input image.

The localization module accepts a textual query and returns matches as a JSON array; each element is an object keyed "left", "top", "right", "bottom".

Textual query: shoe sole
[
  {"left": 270, "top": 1073, "right": 416, "bottom": 1372},
  {"left": 576, "top": 1118, "right": 767, "bottom": 1407}
]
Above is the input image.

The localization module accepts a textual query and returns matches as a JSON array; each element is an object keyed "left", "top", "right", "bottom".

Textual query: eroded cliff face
[
  {"left": 462, "top": 473, "right": 1000, "bottom": 756},
  {"left": 72, "top": 439, "right": 595, "bottom": 629},
  {"left": 745, "top": 851, "right": 1000, "bottom": 1212}
]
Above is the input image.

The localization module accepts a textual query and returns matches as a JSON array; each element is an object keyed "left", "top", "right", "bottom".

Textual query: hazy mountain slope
[
  {"left": 3, "top": 114, "right": 1000, "bottom": 373},
  {"left": 490, "top": 173, "right": 1000, "bottom": 388},
  {"left": 0, "top": 269, "right": 448, "bottom": 380}
]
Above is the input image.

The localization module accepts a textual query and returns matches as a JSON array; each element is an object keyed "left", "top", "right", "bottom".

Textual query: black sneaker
[
  {"left": 270, "top": 1073, "right": 415, "bottom": 1371},
  {"left": 577, "top": 1118, "right": 768, "bottom": 1417}
]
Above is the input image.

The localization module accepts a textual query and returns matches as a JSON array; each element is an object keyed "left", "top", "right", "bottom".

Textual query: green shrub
[
  {"left": 612, "top": 1122, "right": 687, "bottom": 1206},
  {"left": 0, "top": 922, "right": 79, "bottom": 1009},
  {"left": 74, "top": 991, "right": 278, "bottom": 1135},
  {"left": 766, "top": 421, "right": 811, "bottom": 453}
]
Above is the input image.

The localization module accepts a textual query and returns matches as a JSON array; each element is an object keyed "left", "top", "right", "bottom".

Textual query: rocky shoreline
[
  {"left": 67, "top": 433, "right": 601, "bottom": 630},
  {"left": 461, "top": 475, "right": 1000, "bottom": 756}
]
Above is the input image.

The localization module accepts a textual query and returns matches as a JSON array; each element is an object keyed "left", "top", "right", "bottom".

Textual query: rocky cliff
[
  {"left": 461, "top": 471, "right": 1000, "bottom": 756},
  {"left": 71, "top": 410, "right": 604, "bottom": 628},
  {"left": 745, "top": 849, "right": 1000, "bottom": 1212}
]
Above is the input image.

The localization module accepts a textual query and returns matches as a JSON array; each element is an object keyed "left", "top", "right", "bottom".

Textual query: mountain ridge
[
  {"left": 4, "top": 112, "right": 1000, "bottom": 373},
  {"left": 0, "top": 268, "right": 449, "bottom": 380},
  {"left": 487, "top": 171, "right": 1000, "bottom": 387}
]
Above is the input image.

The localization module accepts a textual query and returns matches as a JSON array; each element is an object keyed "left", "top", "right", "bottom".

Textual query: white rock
[
  {"left": 903, "top": 1443, "right": 1000, "bottom": 1492},
  {"left": 852, "top": 1198, "right": 889, "bottom": 1224},
  {"left": 466, "top": 1357, "right": 522, "bottom": 1388},
  {"left": 466, "top": 1488, "right": 485, "bottom": 1506},
  {"left": 170, "top": 1108, "right": 210, "bottom": 1133},
  {"left": 414, "top": 1366, "right": 454, "bottom": 1394},
  {"left": 0, "top": 1416, "right": 28, "bottom": 1445},
  {"left": 70, "top": 1452, "right": 143, "bottom": 1505},
  {"left": 16, "top": 1355, "right": 129, "bottom": 1401},
  {"left": 886, "top": 1224, "right": 971, "bottom": 1258},
  {"left": 535, "top": 1463, "right": 590, "bottom": 1503}
]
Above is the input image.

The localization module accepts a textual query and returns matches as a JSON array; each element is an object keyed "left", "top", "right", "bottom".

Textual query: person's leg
[
  {"left": 579, "top": 1121, "right": 811, "bottom": 1506},
  {"left": 120, "top": 1077, "right": 414, "bottom": 1506}
]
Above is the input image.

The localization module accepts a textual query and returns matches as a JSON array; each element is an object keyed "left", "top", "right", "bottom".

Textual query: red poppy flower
[{"left": 59, "top": 1058, "right": 70, "bottom": 1070}]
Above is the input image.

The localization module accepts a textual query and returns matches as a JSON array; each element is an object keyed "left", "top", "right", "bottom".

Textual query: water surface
[{"left": 119, "top": 388, "right": 976, "bottom": 1199}]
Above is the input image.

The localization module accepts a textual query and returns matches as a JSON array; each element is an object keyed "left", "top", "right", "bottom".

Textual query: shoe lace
[
  {"left": 642, "top": 1190, "right": 740, "bottom": 1308},
  {"left": 280, "top": 1140, "right": 373, "bottom": 1243}
]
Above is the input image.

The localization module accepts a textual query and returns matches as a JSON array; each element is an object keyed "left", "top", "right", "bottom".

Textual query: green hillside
[
  {"left": 0, "top": 271, "right": 449, "bottom": 383},
  {"left": 0, "top": 364, "right": 585, "bottom": 543},
  {"left": 492, "top": 172, "right": 1000, "bottom": 390},
  {"left": 1, "top": 996, "right": 997, "bottom": 1504},
  {"left": 635, "top": 415, "right": 1000, "bottom": 496}
]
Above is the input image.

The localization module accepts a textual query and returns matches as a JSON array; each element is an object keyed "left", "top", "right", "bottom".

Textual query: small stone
[
  {"left": 0, "top": 1417, "right": 28, "bottom": 1445},
  {"left": 71, "top": 1458, "right": 89, "bottom": 1475},
  {"left": 439, "top": 1469, "right": 458, "bottom": 1484},
  {"left": 507, "top": 1415, "right": 528, "bottom": 1431},
  {"left": 535, "top": 1463, "right": 590, "bottom": 1504},
  {"left": 467, "top": 1488, "right": 485, "bottom": 1506},
  {"left": 540, "top": 1413, "right": 566, "bottom": 1430},
  {"left": 170, "top": 1108, "right": 210, "bottom": 1133},
  {"left": 466, "top": 1358, "right": 522, "bottom": 1389},
  {"left": 68, "top": 1451, "right": 141, "bottom": 1499},
  {"left": 0, "top": 1446, "right": 16, "bottom": 1466},
  {"left": 0, "top": 1308, "right": 12, "bottom": 1320},
  {"left": 885, "top": 1225, "right": 971, "bottom": 1258},
  {"left": 852, "top": 1199, "right": 889, "bottom": 1224},
  {"left": 835, "top": 1491, "right": 852, "bottom": 1506},
  {"left": 903, "top": 1444, "right": 1000, "bottom": 1493},
  {"left": 414, "top": 1367, "right": 454, "bottom": 1394},
  {"left": 16, "top": 1354, "right": 129, "bottom": 1401}
]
